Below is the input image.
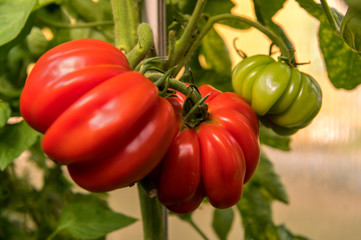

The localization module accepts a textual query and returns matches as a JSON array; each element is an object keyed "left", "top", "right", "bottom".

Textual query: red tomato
[
  {"left": 20, "top": 39, "right": 177, "bottom": 192},
  {"left": 154, "top": 85, "right": 260, "bottom": 213}
]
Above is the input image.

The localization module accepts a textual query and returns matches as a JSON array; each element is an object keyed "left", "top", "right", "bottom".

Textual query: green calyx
[
  {"left": 142, "top": 68, "right": 209, "bottom": 129},
  {"left": 182, "top": 90, "right": 210, "bottom": 129}
]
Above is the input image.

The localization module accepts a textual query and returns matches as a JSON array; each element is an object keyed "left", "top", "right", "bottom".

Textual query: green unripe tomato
[{"left": 232, "top": 55, "right": 322, "bottom": 135}]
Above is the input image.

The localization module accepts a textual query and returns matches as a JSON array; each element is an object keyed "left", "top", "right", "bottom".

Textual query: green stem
[
  {"left": 137, "top": 182, "right": 167, "bottom": 240},
  {"left": 173, "top": 14, "right": 293, "bottom": 75},
  {"left": 126, "top": 23, "right": 155, "bottom": 68},
  {"left": 188, "top": 219, "right": 209, "bottom": 240},
  {"left": 111, "top": 0, "right": 138, "bottom": 51},
  {"left": 183, "top": 93, "right": 209, "bottom": 123},
  {"left": 320, "top": 0, "right": 340, "bottom": 34},
  {"left": 145, "top": 72, "right": 202, "bottom": 104},
  {"left": 165, "top": 0, "right": 207, "bottom": 69}
]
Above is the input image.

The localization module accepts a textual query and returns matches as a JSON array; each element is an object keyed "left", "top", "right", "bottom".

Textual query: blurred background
[{"left": 106, "top": 0, "right": 361, "bottom": 239}]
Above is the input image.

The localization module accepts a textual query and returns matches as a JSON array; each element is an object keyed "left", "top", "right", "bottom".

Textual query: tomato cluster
[
  {"left": 232, "top": 55, "right": 322, "bottom": 135},
  {"left": 20, "top": 39, "right": 261, "bottom": 213}
]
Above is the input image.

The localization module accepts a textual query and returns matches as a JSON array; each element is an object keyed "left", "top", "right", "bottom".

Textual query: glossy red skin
[
  {"left": 199, "top": 85, "right": 260, "bottom": 184},
  {"left": 157, "top": 129, "right": 201, "bottom": 205},
  {"left": 205, "top": 86, "right": 259, "bottom": 134},
  {"left": 20, "top": 39, "right": 177, "bottom": 192},
  {"left": 20, "top": 39, "right": 131, "bottom": 133},
  {"left": 199, "top": 123, "right": 245, "bottom": 208},
  {"left": 164, "top": 186, "right": 205, "bottom": 214},
  {"left": 41, "top": 72, "right": 176, "bottom": 192},
  {"left": 156, "top": 85, "right": 260, "bottom": 212}
]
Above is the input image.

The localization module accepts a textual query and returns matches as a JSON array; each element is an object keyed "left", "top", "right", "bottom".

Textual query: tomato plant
[{"left": 0, "top": 0, "right": 360, "bottom": 240}]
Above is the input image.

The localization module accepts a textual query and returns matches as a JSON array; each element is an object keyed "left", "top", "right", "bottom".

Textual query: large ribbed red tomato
[
  {"left": 20, "top": 39, "right": 177, "bottom": 192},
  {"left": 154, "top": 85, "right": 260, "bottom": 213}
]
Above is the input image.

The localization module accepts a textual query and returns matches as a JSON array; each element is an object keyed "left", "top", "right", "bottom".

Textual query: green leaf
[
  {"left": 166, "top": 0, "right": 250, "bottom": 30},
  {"left": 34, "top": 0, "right": 63, "bottom": 10},
  {"left": 0, "top": 0, "right": 36, "bottom": 46},
  {"left": 259, "top": 124, "right": 291, "bottom": 151},
  {"left": 196, "top": 69, "right": 233, "bottom": 92},
  {"left": 166, "top": 0, "right": 194, "bottom": 15},
  {"left": 277, "top": 225, "right": 310, "bottom": 240},
  {"left": 26, "top": 27, "right": 49, "bottom": 55},
  {"left": 28, "top": 137, "right": 47, "bottom": 169},
  {"left": 0, "top": 75, "right": 24, "bottom": 100},
  {"left": 55, "top": 202, "right": 137, "bottom": 239},
  {"left": 237, "top": 150, "right": 301, "bottom": 240},
  {"left": 319, "top": 18, "right": 361, "bottom": 89},
  {"left": 251, "top": 151, "right": 289, "bottom": 203},
  {"left": 204, "top": 0, "right": 235, "bottom": 16},
  {"left": 345, "top": 0, "right": 361, "bottom": 12},
  {"left": 296, "top": 0, "right": 361, "bottom": 89},
  {"left": 237, "top": 183, "right": 302, "bottom": 240},
  {"left": 0, "top": 217, "right": 29, "bottom": 240},
  {"left": 237, "top": 184, "right": 274, "bottom": 240},
  {"left": 252, "top": 0, "right": 295, "bottom": 59},
  {"left": 0, "top": 121, "right": 40, "bottom": 170},
  {"left": 201, "top": 27, "right": 232, "bottom": 74},
  {"left": 0, "top": 102, "right": 11, "bottom": 128},
  {"left": 205, "top": 0, "right": 250, "bottom": 29},
  {"left": 187, "top": 27, "right": 233, "bottom": 91},
  {"left": 295, "top": 0, "right": 323, "bottom": 19},
  {"left": 69, "top": 0, "right": 113, "bottom": 22},
  {"left": 167, "top": 0, "right": 235, "bottom": 16},
  {"left": 340, "top": 8, "right": 361, "bottom": 55},
  {"left": 212, "top": 208, "right": 234, "bottom": 240},
  {"left": 0, "top": 14, "right": 34, "bottom": 63},
  {"left": 253, "top": 0, "right": 286, "bottom": 22}
]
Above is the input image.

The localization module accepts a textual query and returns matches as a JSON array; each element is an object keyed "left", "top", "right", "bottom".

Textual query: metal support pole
[
  {"left": 142, "top": 0, "right": 166, "bottom": 56},
  {"left": 141, "top": 1, "right": 168, "bottom": 239}
]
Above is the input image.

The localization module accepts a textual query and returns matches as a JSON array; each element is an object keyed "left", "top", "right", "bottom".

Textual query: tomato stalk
[
  {"left": 172, "top": 14, "right": 294, "bottom": 75},
  {"left": 111, "top": 0, "right": 139, "bottom": 52},
  {"left": 145, "top": 70, "right": 210, "bottom": 126},
  {"left": 165, "top": 0, "right": 207, "bottom": 71},
  {"left": 145, "top": 71, "right": 202, "bottom": 104},
  {"left": 138, "top": 182, "right": 167, "bottom": 240},
  {"left": 126, "top": 23, "right": 155, "bottom": 68},
  {"left": 183, "top": 93, "right": 210, "bottom": 128},
  {"left": 320, "top": 0, "right": 341, "bottom": 34}
]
